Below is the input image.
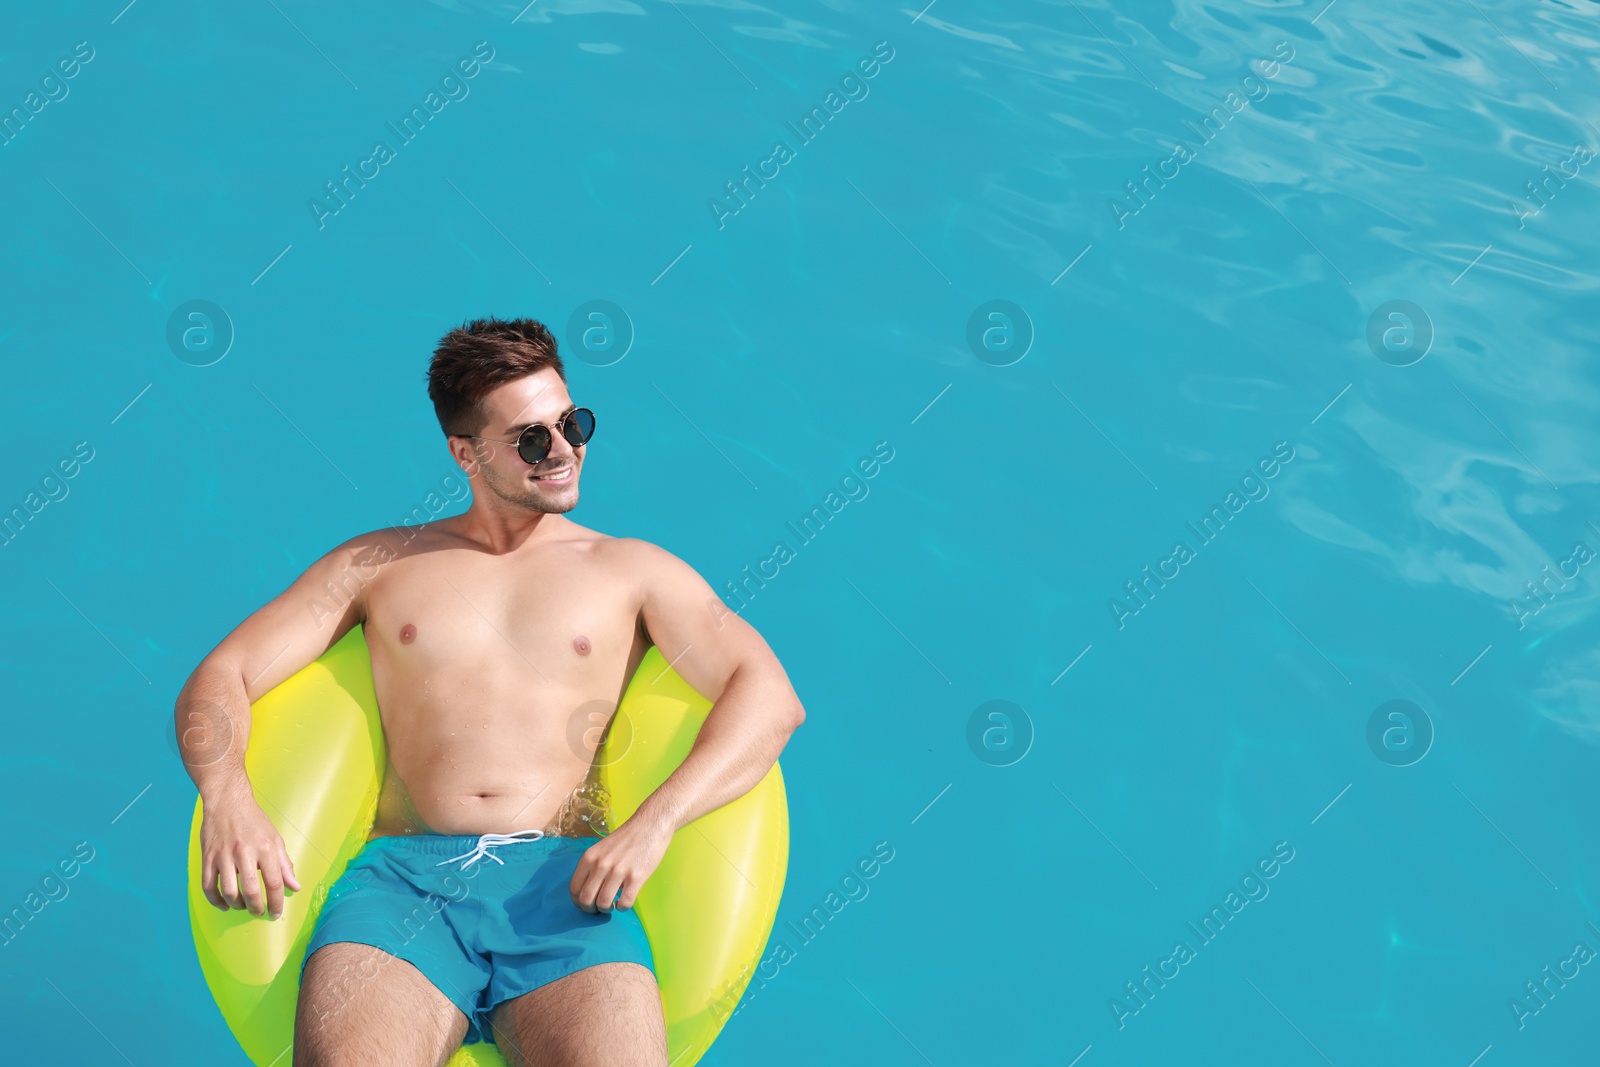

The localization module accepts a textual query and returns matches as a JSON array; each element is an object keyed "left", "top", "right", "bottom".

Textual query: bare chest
[{"left": 363, "top": 543, "right": 642, "bottom": 690}]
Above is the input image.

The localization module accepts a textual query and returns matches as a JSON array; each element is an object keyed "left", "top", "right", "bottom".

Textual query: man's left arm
[{"left": 570, "top": 539, "right": 805, "bottom": 913}]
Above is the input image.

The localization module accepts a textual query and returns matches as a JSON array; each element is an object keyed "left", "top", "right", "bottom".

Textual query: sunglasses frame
[{"left": 453, "top": 406, "right": 596, "bottom": 465}]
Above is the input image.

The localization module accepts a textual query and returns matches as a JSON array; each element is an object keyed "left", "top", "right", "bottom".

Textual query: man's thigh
[
  {"left": 488, "top": 961, "right": 667, "bottom": 1067},
  {"left": 295, "top": 941, "right": 471, "bottom": 1067}
]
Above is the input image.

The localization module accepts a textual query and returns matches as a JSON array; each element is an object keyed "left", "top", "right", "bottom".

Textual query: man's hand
[
  {"left": 199, "top": 793, "right": 302, "bottom": 920},
  {"left": 569, "top": 816, "right": 673, "bottom": 914}
]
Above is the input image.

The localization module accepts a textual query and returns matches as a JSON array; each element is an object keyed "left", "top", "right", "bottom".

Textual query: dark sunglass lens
[
  {"left": 564, "top": 408, "right": 595, "bottom": 446},
  {"left": 518, "top": 426, "right": 552, "bottom": 465}
]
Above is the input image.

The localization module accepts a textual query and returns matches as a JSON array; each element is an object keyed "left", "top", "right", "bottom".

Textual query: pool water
[{"left": 2, "top": 0, "right": 1599, "bottom": 1063}]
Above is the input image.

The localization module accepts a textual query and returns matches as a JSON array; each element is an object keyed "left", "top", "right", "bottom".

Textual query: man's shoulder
[
  {"left": 325, "top": 521, "right": 454, "bottom": 566},
  {"left": 596, "top": 534, "right": 676, "bottom": 562},
  {"left": 592, "top": 535, "right": 698, "bottom": 586}
]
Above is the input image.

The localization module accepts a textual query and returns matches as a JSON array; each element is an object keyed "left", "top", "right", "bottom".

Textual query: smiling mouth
[{"left": 531, "top": 466, "right": 574, "bottom": 485}]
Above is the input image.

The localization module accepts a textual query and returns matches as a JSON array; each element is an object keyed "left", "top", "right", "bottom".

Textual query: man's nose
[{"left": 547, "top": 430, "right": 577, "bottom": 461}]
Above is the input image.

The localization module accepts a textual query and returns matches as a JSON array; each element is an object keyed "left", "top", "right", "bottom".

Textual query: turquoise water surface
[{"left": 3, "top": 0, "right": 1600, "bottom": 1063}]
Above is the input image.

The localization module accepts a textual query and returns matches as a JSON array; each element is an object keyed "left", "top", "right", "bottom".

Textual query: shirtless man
[{"left": 175, "top": 317, "right": 805, "bottom": 1066}]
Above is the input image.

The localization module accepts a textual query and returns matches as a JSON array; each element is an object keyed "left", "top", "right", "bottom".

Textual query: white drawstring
[{"left": 434, "top": 829, "right": 546, "bottom": 870}]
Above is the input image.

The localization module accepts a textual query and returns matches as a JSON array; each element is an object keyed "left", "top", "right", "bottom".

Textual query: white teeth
[{"left": 535, "top": 468, "right": 572, "bottom": 481}]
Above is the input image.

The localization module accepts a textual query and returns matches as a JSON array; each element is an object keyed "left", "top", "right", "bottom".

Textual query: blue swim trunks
[{"left": 300, "top": 829, "right": 655, "bottom": 1046}]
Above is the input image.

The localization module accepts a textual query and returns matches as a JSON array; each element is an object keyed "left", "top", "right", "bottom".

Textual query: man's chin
[
  {"left": 516, "top": 491, "right": 576, "bottom": 514},
  {"left": 486, "top": 481, "right": 579, "bottom": 514}
]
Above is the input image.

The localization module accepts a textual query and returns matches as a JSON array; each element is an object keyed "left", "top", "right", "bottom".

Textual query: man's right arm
[{"left": 176, "top": 533, "right": 388, "bottom": 919}]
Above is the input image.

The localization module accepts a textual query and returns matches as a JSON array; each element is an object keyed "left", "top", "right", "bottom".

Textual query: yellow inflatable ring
[{"left": 186, "top": 625, "right": 788, "bottom": 1066}]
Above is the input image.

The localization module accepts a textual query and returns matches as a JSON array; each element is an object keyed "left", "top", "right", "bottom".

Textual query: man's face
[{"left": 458, "top": 368, "right": 583, "bottom": 514}]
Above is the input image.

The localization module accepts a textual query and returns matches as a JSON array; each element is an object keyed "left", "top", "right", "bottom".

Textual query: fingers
[
  {"left": 258, "top": 855, "right": 287, "bottom": 920},
  {"left": 204, "top": 850, "right": 294, "bottom": 919},
  {"left": 570, "top": 848, "right": 634, "bottom": 914},
  {"left": 202, "top": 856, "right": 227, "bottom": 911},
  {"left": 572, "top": 852, "right": 613, "bottom": 914},
  {"left": 216, "top": 857, "right": 242, "bottom": 911},
  {"left": 236, "top": 855, "right": 267, "bottom": 917},
  {"left": 598, "top": 872, "right": 629, "bottom": 913},
  {"left": 278, "top": 839, "right": 302, "bottom": 893},
  {"left": 570, "top": 855, "right": 600, "bottom": 914},
  {"left": 200, "top": 806, "right": 300, "bottom": 919}
]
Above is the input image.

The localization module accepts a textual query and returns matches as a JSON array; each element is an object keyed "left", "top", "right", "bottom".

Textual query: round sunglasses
[{"left": 455, "top": 406, "right": 596, "bottom": 465}]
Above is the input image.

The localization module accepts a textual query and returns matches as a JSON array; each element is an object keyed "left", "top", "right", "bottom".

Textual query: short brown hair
[{"left": 428, "top": 317, "right": 566, "bottom": 437}]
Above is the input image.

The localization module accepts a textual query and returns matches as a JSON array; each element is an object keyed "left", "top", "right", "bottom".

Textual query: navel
[
  {"left": 573, "top": 634, "right": 591, "bottom": 656},
  {"left": 400, "top": 623, "right": 417, "bottom": 644}
]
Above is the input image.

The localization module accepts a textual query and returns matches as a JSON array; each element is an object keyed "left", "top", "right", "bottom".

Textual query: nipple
[
  {"left": 573, "top": 634, "right": 591, "bottom": 656},
  {"left": 400, "top": 623, "right": 417, "bottom": 644}
]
